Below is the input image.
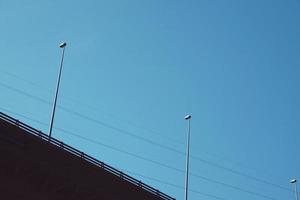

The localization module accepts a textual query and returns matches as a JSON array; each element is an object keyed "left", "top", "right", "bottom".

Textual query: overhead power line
[
  {"left": 123, "top": 169, "right": 230, "bottom": 200},
  {"left": 0, "top": 69, "right": 293, "bottom": 183},
  {"left": 0, "top": 108, "right": 286, "bottom": 200},
  {"left": 0, "top": 69, "right": 183, "bottom": 145},
  {"left": 0, "top": 82, "right": 292, "bottom": 194}
]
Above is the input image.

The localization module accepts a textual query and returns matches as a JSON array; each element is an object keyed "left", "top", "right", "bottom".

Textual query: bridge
[{"left": 0, "top": 112, "right": 175, "bottom": 200}]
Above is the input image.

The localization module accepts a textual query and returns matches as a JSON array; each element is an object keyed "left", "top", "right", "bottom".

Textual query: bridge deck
[{"left": 0, "top": 112, "right": 174, "bottom": 200}]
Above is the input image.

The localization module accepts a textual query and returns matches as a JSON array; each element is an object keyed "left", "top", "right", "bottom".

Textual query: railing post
[
  {"left": 120, "top": 171, "right": 124, "bottom": 179},
  {"left": 80, "top": 152, "right": 85, "bottom": 159},
  {"left": 15, "top": 120, "right": 20, "bottom": 127},
  {"left": 138, "top": 181, "right": 142, "bottom": 188},
  {"left": 156, "top": 190, "right": 160, "bottom": 197},
  {"left": 38, "top": 131, "right": 42, "bottom": 138},
  {"left": 100, "top": 162, "right": 104, "bottom": 168},
  {"left": 60, "top": 141, "right": 64, "bottom": 148}
]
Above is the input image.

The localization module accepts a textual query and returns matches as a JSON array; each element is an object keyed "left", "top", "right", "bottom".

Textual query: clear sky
[{"left": 1, "top": 0, "right": 300, "bottom": 200}]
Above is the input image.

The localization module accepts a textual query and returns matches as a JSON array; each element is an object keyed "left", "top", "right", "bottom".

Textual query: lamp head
[
  {"left": 290, "top": 179, "right": 297, "bottom": 184},
  {"left": 59, "top": 42, "right": 67, "bottom": 48},
  {"left": 184, "top": 115, "right": 191, "bottom": 120}
]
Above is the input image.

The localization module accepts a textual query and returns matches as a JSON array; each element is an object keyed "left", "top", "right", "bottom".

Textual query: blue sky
[{"left": 1, "top": 0, "right": 300, "bottom": 199}]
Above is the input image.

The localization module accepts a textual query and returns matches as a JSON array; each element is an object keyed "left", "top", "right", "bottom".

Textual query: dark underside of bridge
[{"left": 0, "top": 113, "right": 174, "bottom": 200}]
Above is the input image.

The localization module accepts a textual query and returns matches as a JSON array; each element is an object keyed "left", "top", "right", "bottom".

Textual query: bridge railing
[{"left": 0, "top": 112, "right": 175, "bottom": 200}]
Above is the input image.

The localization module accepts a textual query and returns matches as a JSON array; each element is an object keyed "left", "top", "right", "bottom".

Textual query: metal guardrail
[{"left": 0, "top": 112, "right": 175, "bottom": 200}]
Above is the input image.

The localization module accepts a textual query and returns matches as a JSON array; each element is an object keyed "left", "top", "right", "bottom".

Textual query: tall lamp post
[
  {"left": 290, "top": 179, "right": 299, "bottom": 200},
  {"left": 184, "top": 115, "right": 192, "bottom": 200},
  {"left": 48, "top": 42, "right": 67, "bottom": 140}
]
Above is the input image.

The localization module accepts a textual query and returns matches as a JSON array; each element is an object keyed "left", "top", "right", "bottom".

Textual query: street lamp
[
  {"left": 48, "top": 42, "right": 67, "bottom": 140},
  {"left": 290, "top": 179, "right": 298, "bottom": 200},
  {"left": 184, "top": 115, "right": 192, "bottom": 200}
]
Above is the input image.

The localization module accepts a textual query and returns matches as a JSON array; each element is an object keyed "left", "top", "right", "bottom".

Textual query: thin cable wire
[
  {"left": 123, "top": 169, "right": 230, "bottom": 200},
  {"left": 0, "top": 81, "right": 191, "bottom": 155},
  {"left": 0, "top": 108, "right": 285, "bottom": 200},
  {"left": 1, "top": 106, "right": 229, "bottom": 200},
  {"left": 0, "top": 82, "right": 292, "bottom": 193},
  {"left": 0, "top": 69, "right": 293, "bottom": 182},
  {"left": 0, "top": 69, "right": 183, "bottom": 145}
]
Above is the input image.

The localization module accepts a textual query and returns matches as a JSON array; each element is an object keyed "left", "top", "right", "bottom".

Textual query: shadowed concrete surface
[{"left": 0, "top": 113, "right": 174, "bottom": 200}]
